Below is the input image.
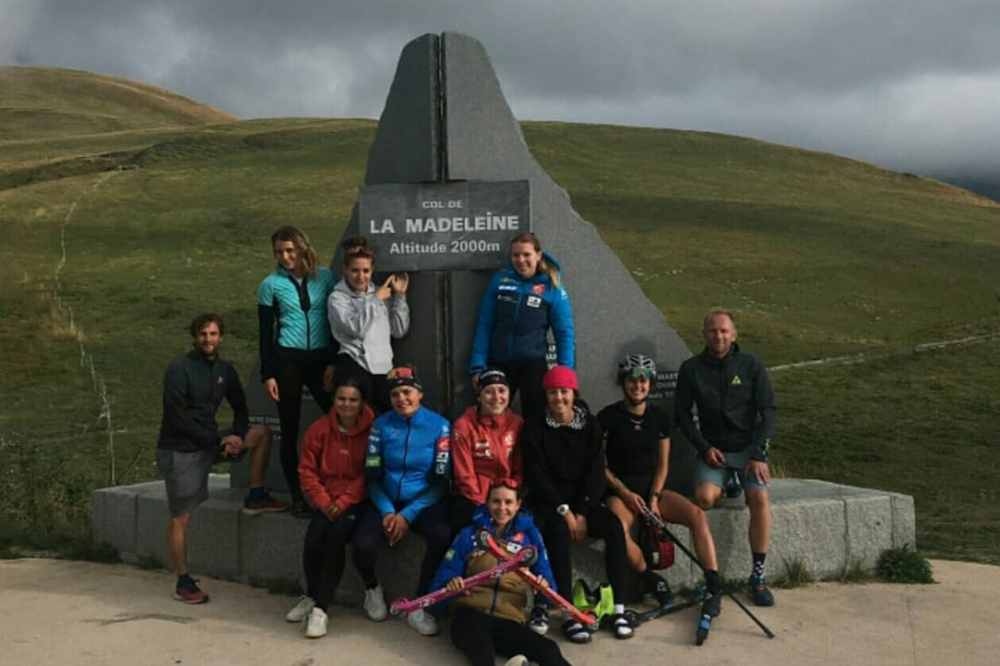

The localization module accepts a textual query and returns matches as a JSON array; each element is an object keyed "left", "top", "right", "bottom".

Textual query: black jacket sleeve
[
  {"left": 750, "top": 359, "right": 776, "bottom": 461},
  {"left": 258, "top": 303, "right": 278, "bottom": 381},
  {"left": 162, "top": 363, "right": 221, "bottom": 450},
  {"left": 674, "top": 360, "right": 712, "bottom": 455},
  {"left": 226, "top": 365, "right": 250, "bottom": 439},
  {"left": 573, "top": 416, "right": 606, "bottom": 514},
  {"left": 521, "top": 421, "right": 565, "bottom": 509}
]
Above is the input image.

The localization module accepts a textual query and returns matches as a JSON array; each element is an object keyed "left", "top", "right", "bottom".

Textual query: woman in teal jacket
[{"left": 257, "top": 226, "right": 337, "bottom": 517}]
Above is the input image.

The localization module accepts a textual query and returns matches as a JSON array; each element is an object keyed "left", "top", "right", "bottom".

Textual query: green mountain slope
[{"left": 1, "top": 69, "right": 997, "bottom": 563}]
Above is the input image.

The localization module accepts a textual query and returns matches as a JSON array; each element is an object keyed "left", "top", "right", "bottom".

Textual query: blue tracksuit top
[
  {"left": 429, "top": 504, "right": 558, "bottom": 609},
  {"left": 469, "top": 252, "right": 575, "bottom": 373},
  {"left": 365, "top": 406, "right": 452, "bottom": 524},
  {"left": 257, "top": 265, "right": 337, "bottom": 380}
]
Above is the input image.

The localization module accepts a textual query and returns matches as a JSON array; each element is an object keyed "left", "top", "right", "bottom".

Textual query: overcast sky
[{"left": 3, "top": 0, "right": 998, "bottom": 177}]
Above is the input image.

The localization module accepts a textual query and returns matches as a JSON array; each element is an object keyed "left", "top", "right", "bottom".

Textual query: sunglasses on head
[
  {"left": 388, "top": 366, "right": 415, "bottom": 380},
  {"left": 345, "top": 245, "right": 375, "bottom": 258},
  {"left": 489, "top": 477, "right": 520, "bottom": 491}
]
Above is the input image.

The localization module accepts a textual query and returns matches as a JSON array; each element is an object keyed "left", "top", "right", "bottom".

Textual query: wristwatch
[{"left": 556, "top": 504, "right": 570, "bottom": 516}]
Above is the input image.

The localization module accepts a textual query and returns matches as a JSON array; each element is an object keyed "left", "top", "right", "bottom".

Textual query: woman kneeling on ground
[
  {"left": 449, "top": 368, "right": 524, "bottom": 534},
  {"left": 429, "top": 478, "right": 574, "bottom": 666},
  {"left": 521, "top": 366, "right": 634, "bottom": 642},
  {"left": 352, "top": 365, "right": 453, "bottom": 637},
  {"left": 598, "top": 354, "right": 722, "bottom": 620},
  {"left": 287, "top": 374, "right": 376, "bottom": 638}
]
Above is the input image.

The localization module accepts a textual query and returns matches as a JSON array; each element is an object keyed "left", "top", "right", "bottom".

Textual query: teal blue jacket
[{"left": 257, "top": 265, "right": 337, "bottom": 380}]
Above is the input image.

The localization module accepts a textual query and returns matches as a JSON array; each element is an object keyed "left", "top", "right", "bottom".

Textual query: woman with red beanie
[
  {"left": 521, "top": 366, "right": 634, "bottom": 643},
  {"left": 449, "top": 368, "right": 525, "bottom": 533}
]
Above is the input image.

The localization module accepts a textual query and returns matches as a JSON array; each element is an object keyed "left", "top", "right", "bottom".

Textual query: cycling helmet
[{"left": 617, "top": 354, "right": 656, "bottom": 384}]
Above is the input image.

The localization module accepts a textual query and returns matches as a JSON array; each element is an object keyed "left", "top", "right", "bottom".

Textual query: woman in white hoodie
[{"left": 327, "top": 236, "right": 410, "bottom": 414}]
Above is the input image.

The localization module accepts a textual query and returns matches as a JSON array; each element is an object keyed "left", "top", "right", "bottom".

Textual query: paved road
[{"left": 2, "top": 558, "right": 997, "bottom": 665}]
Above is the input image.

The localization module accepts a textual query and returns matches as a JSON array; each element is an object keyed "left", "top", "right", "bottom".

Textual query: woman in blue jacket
[
  {"left": 353, "top": 365, "right": 453, "bottom": 637},
  {"left": 469, "top": 233, "right": 574, "bottom": 423},
  {"left": 428, "top": 478, "right": 573, "bottom": 666},
  {"left": 257, "top": 226, "right": 338, "bottom": 518}
]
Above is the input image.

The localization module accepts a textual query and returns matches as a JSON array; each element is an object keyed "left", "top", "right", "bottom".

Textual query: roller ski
[
  {"left": 623, "top": 587, "right": 706, "bottom": 628},
  {"left": 389, "top": 543, "right": 537, "bottom": 615},
  {"left": 477, "top": 530, "right": 600, "bottom": 631}
]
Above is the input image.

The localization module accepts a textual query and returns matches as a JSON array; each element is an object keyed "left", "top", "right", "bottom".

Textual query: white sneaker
[
  {"left": 286, "top": 595, "right": 315, "bottom": 622},
  {"left": 503, "top": 656, "right": 529, "bottom": 666},
  {"left": 363, "top": 584, "right": 388, "bottom": 622},
  {"left": 406, "top": 608, "right": 440, "bottom": 636},
  {"left": 304, "top": 607, "right": 328, "bottom": 638}
]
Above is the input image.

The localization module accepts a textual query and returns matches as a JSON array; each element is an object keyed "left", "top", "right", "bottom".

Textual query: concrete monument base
[{"left": 92, "top": 476, "right": 915, "bottom": 604}]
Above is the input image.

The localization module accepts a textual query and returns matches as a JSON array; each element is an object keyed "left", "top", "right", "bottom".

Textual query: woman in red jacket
[
  {"left": 449, "top": 368, "right": 524, "bottom": 533},
  {"left": 285, "top": 375, "right": 375, "bottom": 639}
]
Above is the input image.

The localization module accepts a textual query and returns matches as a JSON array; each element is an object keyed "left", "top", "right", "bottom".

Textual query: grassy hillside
[{"left": 1, "top": 69, "right": 998, "bottom": 565}]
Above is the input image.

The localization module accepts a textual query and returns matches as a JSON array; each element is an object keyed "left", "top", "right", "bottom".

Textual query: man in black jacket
[
  {"left": 156, "top": 313, "right": 286, "bottom": 603},
  {"left": 675, "top": 308, "right": 777, "bottom": 606}
]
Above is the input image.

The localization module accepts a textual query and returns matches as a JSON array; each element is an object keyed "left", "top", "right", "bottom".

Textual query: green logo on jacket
[{"left": 731, "top": 375, "right": 742, "bottom": 386}]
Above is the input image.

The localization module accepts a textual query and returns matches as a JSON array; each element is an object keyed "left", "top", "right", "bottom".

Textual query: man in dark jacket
[
  {"left": 675, "top": 308, "right": 777, "bottom": 606},
  {"left": 156, "top": 313, "right": 285, "bottom": 604}
]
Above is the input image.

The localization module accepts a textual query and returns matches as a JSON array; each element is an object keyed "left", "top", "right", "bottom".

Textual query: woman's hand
[
  {"left": 384, "top": 513, "right": 410, "bottom": 546},
  {"left": 626, "top": 491, "right": 647, "bottom": 515},
  {"left": 324, "top": 504, "right": 340, "bottom": 521},
  {"left": 264, "top": 378, "right": 280, "bottom": 402},
  {"left": 446, "top": 576, "right": 470, "bottom": 595},
  {"left": 322, "top": 365, "right": 335, "bottom": 392},
  {"left": 375, "top": 276, "right": 394, "bottom": 302},
  {"left": 391, "top": 272, "right": 409, "bottom": 295},
  {"left": 569, "top": 512, "right": 588, "bottom": 543}
]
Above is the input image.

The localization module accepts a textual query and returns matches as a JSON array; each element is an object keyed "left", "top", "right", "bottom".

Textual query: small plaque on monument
[{"left": 358, "top": 180, "right": 530, "bottom": 271}]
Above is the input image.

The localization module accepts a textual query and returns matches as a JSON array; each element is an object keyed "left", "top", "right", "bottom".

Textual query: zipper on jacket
[
  {"left": 505, "top": 275, "right": 524, "bottom": 362},
  {"left": 397, "top": 418, "right": 412, "bottom": 504}
]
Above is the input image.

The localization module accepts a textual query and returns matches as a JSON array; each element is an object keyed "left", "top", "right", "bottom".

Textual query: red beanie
[{"left": 542, "top": 365, "right": 578, "bottom": 391}]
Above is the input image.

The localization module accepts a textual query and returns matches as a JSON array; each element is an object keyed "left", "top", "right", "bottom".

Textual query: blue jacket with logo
[
  {"left": 429, "top": 504, "right": 557, "bottom": 619},
  {"left": 469, "top": 252, "right": 575, "bottom": 373},
  {"left": 365, "top": 406, "right": 452, "bottom": 524},
  {"left": 257, "top": 265, "right": 337, "bottom": 380}
]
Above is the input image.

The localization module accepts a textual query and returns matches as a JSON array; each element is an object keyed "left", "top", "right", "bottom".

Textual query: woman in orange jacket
[
  {"left": 449, "top": 368, "right": 524, "bottom": 533},
  {"left": 285, "top": 375, "right": 376, "bottom": 639}
]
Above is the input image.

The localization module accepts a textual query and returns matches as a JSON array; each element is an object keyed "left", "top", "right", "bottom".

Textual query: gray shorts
[
  {"left": 693, "top": 447, "right": 769, "bottom": 494},
  {"left": 156, "top": 436, "right": 245, "bottom": 517}
]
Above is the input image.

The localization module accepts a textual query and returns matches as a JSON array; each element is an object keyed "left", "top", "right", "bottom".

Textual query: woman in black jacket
[{"left": 521, "top": 366, "right": 633, "bottom": 643}]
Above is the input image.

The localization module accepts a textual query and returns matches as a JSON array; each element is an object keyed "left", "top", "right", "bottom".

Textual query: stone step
[{"left": 93, "top": 476, "right": 914, "bottom": 605}]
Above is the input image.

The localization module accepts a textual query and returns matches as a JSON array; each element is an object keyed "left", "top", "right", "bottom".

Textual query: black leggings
[
  {"left": 451, "top": 606, "right": 573, "bottom": 666},
  {"left": 275, "top": 347, "right": 332, "bottom": 502},
  {"left": 530, "top": 504, "right": 629, "bottom": 605},
  {"left": 352, "top": 499, "right": 452, "bottom": 597},
  {"left": 499, "top": 358, "right": 549, "bottom": 424},
  {"left": 302, "top": 503, "right": 364, "bottom": 610},
  {"left": 335, "top": 354, "right": 390, "bottom": 415}
]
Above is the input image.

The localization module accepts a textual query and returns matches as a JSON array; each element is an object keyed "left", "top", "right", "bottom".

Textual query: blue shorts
[{"left": 693, "top": 448, "right": 769, "bottom": 494}]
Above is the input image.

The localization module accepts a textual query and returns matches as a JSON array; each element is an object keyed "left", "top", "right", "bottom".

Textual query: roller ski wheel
[{"left": 695, "top": 613, "right": 712, "bottom": 646}]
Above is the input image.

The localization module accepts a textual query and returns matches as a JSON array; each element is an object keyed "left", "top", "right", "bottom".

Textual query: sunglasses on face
[{"left": 627, "top": 369, "right": 655, "bottom": 381}]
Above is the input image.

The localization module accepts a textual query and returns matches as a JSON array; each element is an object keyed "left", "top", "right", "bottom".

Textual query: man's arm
[
  {"left": 750, "top": 360, "right": 777, "bottom": 461},
  {"left": 225, "top": 365, "right": 249, "bottom": 438},
  {"left": 674, "top": 361, "right": 712, "bottom": 455}
]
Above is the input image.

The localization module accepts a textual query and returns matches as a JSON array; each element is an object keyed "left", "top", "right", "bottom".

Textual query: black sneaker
[
  {"left": 291, "top": 498, "right": 312, "bottom": 519},
  {"left": 652, "top": 578, "right": 674, "bottom": 608},
  {"left": 701, "top": 593, "right": 722, "bottom": 618},
  {"left": 748, "top": 575, "right": 775, "bottom": 606}
]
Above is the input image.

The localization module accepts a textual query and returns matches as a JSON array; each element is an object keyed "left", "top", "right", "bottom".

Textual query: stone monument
[{"left": 237, "top": 31, "right": 696, "bottom": 494}]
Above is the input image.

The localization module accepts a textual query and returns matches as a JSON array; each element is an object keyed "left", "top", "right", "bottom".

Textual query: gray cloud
[{"left": 3, "top": 0, "right": 999, "bottom": 176}]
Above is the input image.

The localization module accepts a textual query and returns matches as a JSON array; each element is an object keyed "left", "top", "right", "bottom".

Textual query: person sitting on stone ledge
[
  {"left": 428, "top": 478, "right": 573, "bottom": 666},
  {"left": 353, "top": 365, "right": 453, "bottom": 637},
  {"left": 156, "top": 313, "right": 286, "bottom": 605},
  {"left": 449, "top": 368, "right": 524, "bottom": 535},
  {"left": 257, "top": 225, "right": 338, "bottom": 519},
  {"left": 521, "top": 366, "right": 634, "bottom": 643},
  {"left": 469, "top": 232, "right": 575, "bottom": 423},
  {"left": 598, "top": 354, "right": 722, "bottom": 620},
  {"left": 285, "top": 374, "right": 376, "bottom": 639},
  {"left": 327, "top": 235, "right": 410, "bottom": 415},
  {"left": 675, "top": 308, "right": 777, "bottom": 607}
]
